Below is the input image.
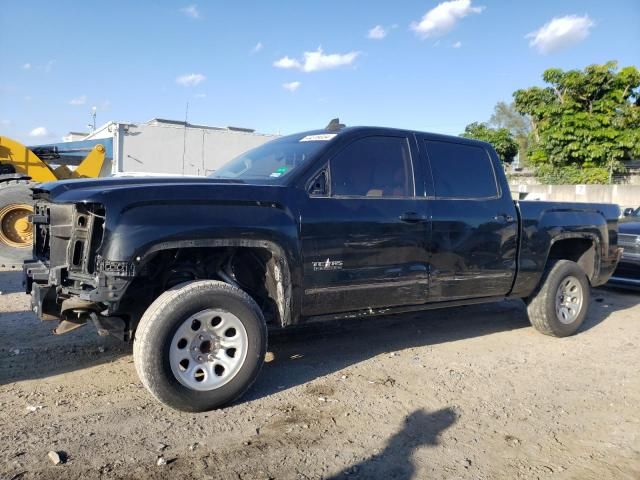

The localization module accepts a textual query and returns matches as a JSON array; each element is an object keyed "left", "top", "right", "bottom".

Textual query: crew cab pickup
[{"left": 24, "top": 126, "right": 622, "bottom": 411}]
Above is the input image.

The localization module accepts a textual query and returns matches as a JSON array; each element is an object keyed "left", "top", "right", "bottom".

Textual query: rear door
[
  {"left": 299, "top": 134, "right": 430, "bottom": 316},
  {"left": 419, "top": 138, "right": 518, "bottom": 301}
]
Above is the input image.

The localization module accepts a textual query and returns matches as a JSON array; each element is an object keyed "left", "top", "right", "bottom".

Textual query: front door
[{"left": 300, "top": 134, "right": 430, "bottom": 316}]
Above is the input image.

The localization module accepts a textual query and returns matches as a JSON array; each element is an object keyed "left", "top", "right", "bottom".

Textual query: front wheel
[
  {"left": 133, "top": 280, "right": 267, "bottom": 412},
  {"left": 526, "top": 260, "right": 590, "bottom": 337}
]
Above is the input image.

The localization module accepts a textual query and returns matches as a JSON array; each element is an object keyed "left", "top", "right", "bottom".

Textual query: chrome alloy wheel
[
  {"left": 555, "top": 276, "right": 584, "bottom": 325},
  {"left": 169, "top": 309, "right": 248, "bottom": 391}
]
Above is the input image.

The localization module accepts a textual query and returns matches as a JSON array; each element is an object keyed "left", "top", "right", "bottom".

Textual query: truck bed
[{"left": 512, "top": 200, "right": 621, "bottom": 296}]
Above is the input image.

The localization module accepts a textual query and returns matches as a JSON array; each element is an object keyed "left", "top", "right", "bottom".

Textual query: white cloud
[
  {"left": 21, "top": 60, "right": 55, "bottom": 72},
  {"left": 302, "top": 48, "right": 360, "bottom": 72},
  {"left": 180, "top": 4, "right": 200, "bottom": 19},
  {"left": 252, "top": 42, "right": 264, "bottom": 54},
  {"left": 194, "top": 93, "right": 207, "bottom": 98},
  {"left": 411, "top": 0, "right": 484, "bottom": 38},
  {"left": 282, "top": 81, "right": 301, "bottom": 92},
  {"left": 69, "top": 95, "right": 87, "bottom": 105},
  {"left": 1, "top": 119, "right": 11, "bottom": 126},
  {"left": 274, "top": 48, "right": 360, "bottom": 73},
  {"left": 24, "top": 95, "right": 32, "bottom": 101},
  {"left": 29, "top": 127, "right": 48, "bottom": 137},
  {"left": 176, "top": 73, "right": 206, "bottom": 86},
  {"left": 526, "top": 15, "right": 594, "bottom": 54},
  {"left": 273, "top": 56, "right": 301, "bottom": 70},
  {"left": 452, "top": 41, "right": 462, "bottom": 48},
  {"left": 368, "top": 25, "right": 387, "bottom": 40}
]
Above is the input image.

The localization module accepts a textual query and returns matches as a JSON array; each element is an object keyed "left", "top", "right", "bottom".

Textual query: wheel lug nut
[
  {"left": 198, "top": 356, "right": 203, "bottom": 362},
  {"left": 199, "top": 335, "right": 204, "bottom": 340}
]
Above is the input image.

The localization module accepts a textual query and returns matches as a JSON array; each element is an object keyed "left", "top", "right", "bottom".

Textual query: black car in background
[{"left": 609, "top": 221, "right": 640, "bottom": 288}]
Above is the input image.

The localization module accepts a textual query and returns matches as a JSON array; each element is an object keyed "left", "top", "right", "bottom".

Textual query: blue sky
[{"left": 1, "top": 0, "right": 639, "bottom": 144}]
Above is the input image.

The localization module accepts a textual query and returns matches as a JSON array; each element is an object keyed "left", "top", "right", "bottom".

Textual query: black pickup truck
[{"left": 24, "top": 126, "right": 622, "bottom": 411}]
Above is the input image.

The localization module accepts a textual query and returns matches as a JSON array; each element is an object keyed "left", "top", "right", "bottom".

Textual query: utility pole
[
  {"left": 181, "top": 102, "right": 189, "bottom": 175},
  {"left": 88, "top": 106, "right": 97, "bottom": 133}
]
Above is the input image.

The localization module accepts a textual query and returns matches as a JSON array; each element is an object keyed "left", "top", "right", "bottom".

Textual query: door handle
[
  {"left": 399, "top": 211, "right": 427, "bottom": 223},
  {"left": 493, "top": 213, "right": 515, "bottom": 223}
]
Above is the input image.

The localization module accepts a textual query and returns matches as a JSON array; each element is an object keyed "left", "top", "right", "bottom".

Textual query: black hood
[
  {"left": 34, "top": 176, "right": 244, "bottom": 199},
  {"left": 32, "top": 176, "right": 289, "bottom": 211}
]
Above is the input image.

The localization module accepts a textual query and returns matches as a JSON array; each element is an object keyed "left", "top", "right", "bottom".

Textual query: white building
[
  {"left": 76, "top": 118, "right": 278, "bottom": 177},
  {"left": 62, "top": 131, "right": 90, "bottom": 142}
]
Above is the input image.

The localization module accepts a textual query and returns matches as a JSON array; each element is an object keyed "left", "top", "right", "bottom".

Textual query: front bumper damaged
[
  {"left": 24, "top": 258, "right": 133, "bottom": 340},
  {"left": 24, "top": 260, "right": 61, "bottom": 321}
]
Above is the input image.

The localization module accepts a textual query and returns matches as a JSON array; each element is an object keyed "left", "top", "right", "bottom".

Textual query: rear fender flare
[{"left": 545, "top": 232, "right": 601, "bottom": 284}]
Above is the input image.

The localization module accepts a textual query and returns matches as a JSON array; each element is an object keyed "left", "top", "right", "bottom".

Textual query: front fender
[
  {"left": 102, "top": 201, "right": 297, "bottom": 261},
  {"left": 99, "top": 200, "right": 303, "bottom": 326}
]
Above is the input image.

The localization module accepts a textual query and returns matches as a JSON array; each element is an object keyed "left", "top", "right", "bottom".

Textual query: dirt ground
[{"left": 0, "top": 268, "right": 639, "bottom": 480}]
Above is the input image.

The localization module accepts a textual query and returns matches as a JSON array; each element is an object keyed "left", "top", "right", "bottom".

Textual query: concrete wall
[
  {"left": 508, "top": 170, "right": 640, "bottom": 186},
  {"left": 119, "top": 122, "right": 277, "bottom": 176},
  {"left": 511, "top": 183, "right": 640, "bottom": 210}
]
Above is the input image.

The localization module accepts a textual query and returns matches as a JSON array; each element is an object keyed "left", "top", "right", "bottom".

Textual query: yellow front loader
[{"left": 0, "top": 135, "right": 106, "bottom": 266}]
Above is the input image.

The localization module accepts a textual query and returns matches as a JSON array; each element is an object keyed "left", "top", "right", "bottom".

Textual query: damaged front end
[{"left": 24, "top": 199, "right": 133, "bottom": 340}]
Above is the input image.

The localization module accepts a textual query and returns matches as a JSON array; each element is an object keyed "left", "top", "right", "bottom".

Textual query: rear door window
[
  {"left": 424, "top": 140, "right": 498, "bottom": 199},
  {"left": 331, "top": 136, "right": 414, "bottom": 198}
]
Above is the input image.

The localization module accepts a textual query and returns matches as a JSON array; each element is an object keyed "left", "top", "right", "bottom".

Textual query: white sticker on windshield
[{"left": 299, "top": 134, "right": 337, "bottom": 142}]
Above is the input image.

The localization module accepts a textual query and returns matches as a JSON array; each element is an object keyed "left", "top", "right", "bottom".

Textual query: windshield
[{"left": 210, "top": 134, "right": 332, "bottom": 182}]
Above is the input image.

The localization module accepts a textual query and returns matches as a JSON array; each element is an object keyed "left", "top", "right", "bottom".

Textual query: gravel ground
[{"left": 1, "top": 268, "right": 639, "bottom": 480}]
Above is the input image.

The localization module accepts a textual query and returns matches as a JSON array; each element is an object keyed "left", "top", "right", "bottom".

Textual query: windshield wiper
[{"left": 208, "top": 178, "right": 246, "bottom": 184}]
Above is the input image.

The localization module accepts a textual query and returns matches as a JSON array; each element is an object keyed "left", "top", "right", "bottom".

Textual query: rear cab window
[{"left": 424, "top": 140, "right": 499, "bottom": 199}]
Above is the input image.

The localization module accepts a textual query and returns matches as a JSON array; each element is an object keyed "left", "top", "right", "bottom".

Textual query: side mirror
[
  {"left": 623, "top": 208, "right": 633, "bottom": 217},
  {"left": 309, "top": 171, "right": 327, "bottom": 196}
]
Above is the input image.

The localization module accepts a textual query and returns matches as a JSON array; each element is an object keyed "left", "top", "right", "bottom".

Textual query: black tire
[
  {"left": 0, "top": 180, "right": 34, "bottom": 267},
  {"left": 526, "top": 260, "right": 590, "bottom": 337},
  {"left": 133, "top": 280, "right": 267, "bottom": 412}
]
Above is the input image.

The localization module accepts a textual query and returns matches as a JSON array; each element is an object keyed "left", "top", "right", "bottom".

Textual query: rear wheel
[
  {"left": 526, "top": 260, "right": 590, "bottom": 337},
  {"left": 133, "top": 280, "right": 267, "bottom": 412},
  {"left": 0, "top": 180, "right": 34, "bottom": 267}
]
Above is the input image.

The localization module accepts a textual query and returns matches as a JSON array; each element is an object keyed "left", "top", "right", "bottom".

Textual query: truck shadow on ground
[
  {"left": 328, "top": 407, "right": 457, "bottom": 480},
  {"left": 0, "top": 268, "right": 26, "bottom": 294},
  {"left": 0, "top": 271, "right": 636, "bottom": 388},
  {"left": 0, "top": 320, "right": 131, "bottom": 386},
  {"left": 244, "top": 287, "right": 637, "bottom": 404}
]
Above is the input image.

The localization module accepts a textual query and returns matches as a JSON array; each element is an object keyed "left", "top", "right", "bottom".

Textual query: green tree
[
  {"left": 513, "top": 61, "right": 640, "bottom": 184},
  {"left": 489, "top": 101, "right": 531, "bottom": 165},
  {"left": 460, "top": 122, "right": 519, "bottom": 163}
]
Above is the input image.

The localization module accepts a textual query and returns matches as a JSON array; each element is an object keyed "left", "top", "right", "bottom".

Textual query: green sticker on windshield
[{"left": 270, "top": 166, "right": 289, "bottom": 178}]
